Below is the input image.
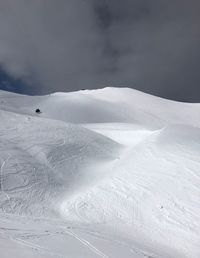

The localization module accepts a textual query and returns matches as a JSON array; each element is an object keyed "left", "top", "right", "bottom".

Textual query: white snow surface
[{"left": 0, "top": 87, "right": 200, "bottom": 258}]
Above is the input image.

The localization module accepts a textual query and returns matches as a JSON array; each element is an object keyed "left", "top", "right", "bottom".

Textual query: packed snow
[{"left": 0, "top": 87, "right": 200, "bottom": 258}]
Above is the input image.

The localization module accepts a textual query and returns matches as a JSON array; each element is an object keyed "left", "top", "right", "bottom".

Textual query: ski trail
[
  {"left": 11, "top": 236, "right": 65, "bottom": 258},
  {"left": 67, "top": 229, "right": 109, "bottom": 258},
  {"left": 0, "top": 153, "right": 14, "bottom": 213}
]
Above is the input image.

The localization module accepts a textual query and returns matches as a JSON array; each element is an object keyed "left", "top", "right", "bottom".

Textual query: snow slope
[{"left": 0, "top": 87, "right": 200, "bottom": 258}]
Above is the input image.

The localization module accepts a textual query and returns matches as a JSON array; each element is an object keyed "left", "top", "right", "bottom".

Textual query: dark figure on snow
[{"left": 35, "top": 108, "right": 41, "bottom": 114}]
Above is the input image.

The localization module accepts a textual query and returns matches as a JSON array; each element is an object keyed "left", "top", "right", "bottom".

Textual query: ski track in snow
[
  {"left": 66, "top": 229, "right": 110, "bottom": 258},
  {"left": 14, "top": 226, "right": 110, "bottom": 258},
  {"left": 11, "top": 236, "right": 66, "bottom": 258},
  {"left": 0, "top": 153, "right": 14, "bottom": 213}
]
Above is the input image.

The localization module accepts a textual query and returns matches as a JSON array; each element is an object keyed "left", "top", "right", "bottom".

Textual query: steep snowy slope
[
  {"left": 0, "top": 87, "right": 200, "bottom": 258},
  {"left": 1, "top": 87, "right": 200, "bottom": 128}
]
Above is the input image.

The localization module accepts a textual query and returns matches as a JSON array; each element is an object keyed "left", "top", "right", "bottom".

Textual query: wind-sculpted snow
[
  {"left": 0, "top": 88, "right": 200, "bottom": 258},
  {"left": 59, "top": 125, "right": 200, "bottom": 257},
  {"left": 0, "top": 111, "right": 120, "bottom": 217}
]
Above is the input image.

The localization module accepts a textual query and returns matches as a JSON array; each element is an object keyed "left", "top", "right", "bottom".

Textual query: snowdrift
[{"left": 0, "top": 111, "right": 120, "bottom": 216}]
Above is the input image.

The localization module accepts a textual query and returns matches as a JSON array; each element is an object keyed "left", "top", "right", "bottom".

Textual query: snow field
[{"left": 0, "top": 87, "right": 200, "bottom": 257}]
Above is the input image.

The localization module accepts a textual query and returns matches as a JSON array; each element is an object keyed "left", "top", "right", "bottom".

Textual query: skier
[{"left": 35, "top": 108, "right": 41, "bottom": 114}]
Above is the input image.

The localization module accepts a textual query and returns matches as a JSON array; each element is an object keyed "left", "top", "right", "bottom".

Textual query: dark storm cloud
[
  {"left": 0, "top": 0, "right": 103, "bottom": 94},
  {"left": 95, "top": 0, "right": 200, "bottom": 101},
  {"left": 0, "top": 0, "right": 199, "bottom": 101}
]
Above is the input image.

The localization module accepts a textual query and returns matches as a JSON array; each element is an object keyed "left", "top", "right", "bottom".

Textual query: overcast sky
[{"left": 0, "top": 0, "right": 200, "bottom": 102}]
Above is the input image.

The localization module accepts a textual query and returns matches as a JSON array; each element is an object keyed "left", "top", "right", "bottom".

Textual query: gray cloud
[
  {"left": 0, "top": 0, "right": 200, "bottom": 101},
  {"left": 0, "top": 0, "right": 103, "bottom": 93},
  {"left": 95, "top": 0, "right": 200, "bottom": 101}
]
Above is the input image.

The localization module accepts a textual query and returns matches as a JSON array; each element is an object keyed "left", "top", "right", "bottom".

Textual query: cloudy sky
[{"left": 0, "top": 0, "right": 199, "bottom": 101}]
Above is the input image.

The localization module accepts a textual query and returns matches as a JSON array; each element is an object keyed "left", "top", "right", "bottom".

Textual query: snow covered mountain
[{"left": 0, "top": 87, "right": 200, "bottom": 258}]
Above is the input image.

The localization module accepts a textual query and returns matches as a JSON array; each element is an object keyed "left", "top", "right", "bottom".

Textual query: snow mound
[
  {"left": 0, "top": 111, "right": 120, "bottom": 216},
  {"left": 59, "top": 124, "right": 200, "bottom": 257}
]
